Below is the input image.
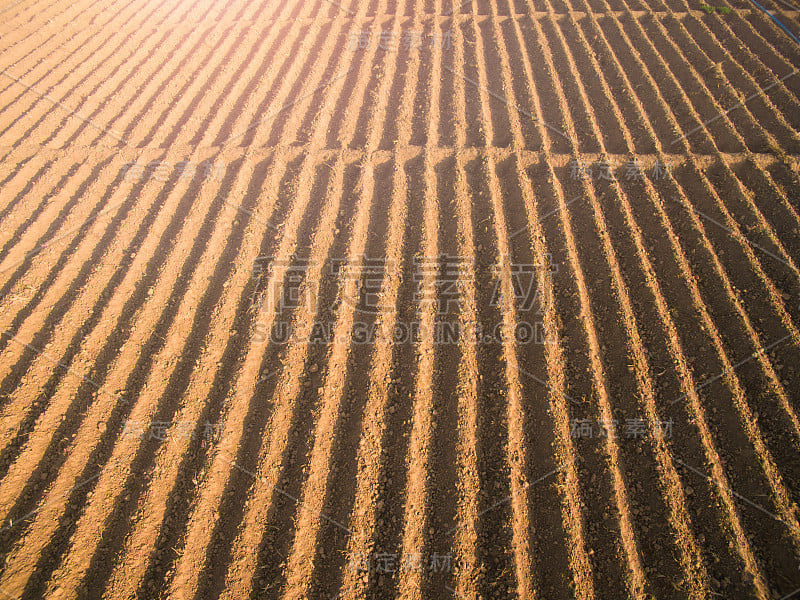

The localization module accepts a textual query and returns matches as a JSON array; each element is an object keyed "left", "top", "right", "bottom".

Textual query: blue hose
[{"left": 745, "top": 0, "right": 800, "bottom": 47}]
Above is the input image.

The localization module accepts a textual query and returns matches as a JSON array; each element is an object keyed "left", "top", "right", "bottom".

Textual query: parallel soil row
[
  {"left": 0, "top": 9, "right": 798, "bottom": 154},
  {"left": 0, "top": 0, "right": 798, "bottom": 598}
]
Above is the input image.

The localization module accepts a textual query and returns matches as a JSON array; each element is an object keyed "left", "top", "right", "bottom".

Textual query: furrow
[
  {"left": 393, "top": 150, "right": 438, "bottom": 600},
  {"left": 88, "top": 21, "right": 240, "bottom": 150},
  {"left": 97, "top": 154, "right": 287, "bottom": 600},
  {"left": 474, "top": 5, "right": 536, "bottom": 598},
  {"left": 446, "top": 155, "right": 482, "bottom": 600},
  {"left": 109, "top": 23, "right": 257, "bottom": 149},
  {"left": 0, "top": 154, "right": 57, "bottom": 233},
  {"left": 393, "top": 8, "right": 444, "bottom": 597},
  {"left": 103, "top": 0, "right": 284, "bottom": 149},
  {"left": 731, "top": 10, "right": 800, "bottom": 79},
  {"left": 670, "top": 162, "right": 800, "bottom": 520},
  {"left": 594, "top": 7, "right": 797, "bottom": 595},
  {"left": 185, "top": 19, "right": 295, "bottom": 150},
  {"left": 667, "top": 15, "right": 785, "bottom": 152},
  {"left": 0, "top": 164, "right": 232, "bottom": 597},
  {"left": 490, "top": 8, "right": 588, "bottom": 599},
  {"left": 52, "top": 14, "right": 214, "bottom": 150},
  {"left": 0, "top": 0, "right": 188, "bottom": 150},
  {"left": 273, "top": 161, "right": 376, "bottom": 600},
  {"left": 507, "top": 5, "right": 597, "bottom": 598},
  {"left": 679, "top": 14, "right": 800, "bottom": 151},
  {"left": 164, "top": 22, "right": 362, "bottom": 594},
  {"left": 0, "top": 156, "right": 83, "bottom": 267},
  {"left": 734, "top": 157, "right": 800, "bottom": 268},
  {"left": 236, "top": 16, "right": 353, "bottom": 149},
  {"left": 35, "top": 158, "right": 271, "bottom": 599},
  {"left": 212, "top": 27, "right": 389, "bottom": 594},
  {"left": 674, "top": 158, "right": 800, "bottom": 429},
  {"left": 273, "top": 15, "right": 403, "bottom": 597},
  {"left": 551, "top": 31, "right": 715, "bottom": 594},
  {"left": 135, "top": 0, "right": 291, "bottom": 151},
  {"left": 0, "top": 156, "right": 120, "bottom": 275},
  {"left": 439, "top": 12, "right": 480, "bottom": 600},
  {"left": 536, "top": 12, "right": 650, "bottom": 599},
  {"left": 160, "top": 151, "right": 329, "bottom": 600},
  {"left": 566, "top": 11, "right": 722, "bottom": 599},
  {"left": 0, "top": 0, "right": 155, "bottom": 81},
  {"left": 0, "top": 157, "right": 149, "bottom": 459},
  {"left": 639, "top": 14, "right": 751, "bottom": 153},
  {"left": 481, "top": 150, "right": 541, "bottom": 599},
  {"left": 335, "top": 156, "right": 411, "bottom": 600}
]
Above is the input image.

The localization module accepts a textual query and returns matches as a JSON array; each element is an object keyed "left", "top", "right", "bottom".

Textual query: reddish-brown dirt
[{"left": 0, "top": 0, "right": 799, "bottom": 598}]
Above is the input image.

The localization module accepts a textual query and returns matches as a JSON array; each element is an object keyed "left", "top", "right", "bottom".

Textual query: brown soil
[{"left": 0, "top": 0, "right": 799, "bottom": 598}]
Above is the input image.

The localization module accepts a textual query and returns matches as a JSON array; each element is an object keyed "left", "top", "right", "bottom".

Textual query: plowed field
[{"left": 1, "top": 0, "right": 799, "bottom": 598}]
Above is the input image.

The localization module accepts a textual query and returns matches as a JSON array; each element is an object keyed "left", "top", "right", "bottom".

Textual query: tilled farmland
[{"left": 0, "top": 0, "right": 799, "bottom": 598}]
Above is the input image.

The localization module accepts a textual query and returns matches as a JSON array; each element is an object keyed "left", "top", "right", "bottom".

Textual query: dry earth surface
[{"left": 0, "top": 0, "right": 799, "bottom": 598}]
